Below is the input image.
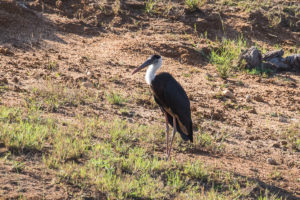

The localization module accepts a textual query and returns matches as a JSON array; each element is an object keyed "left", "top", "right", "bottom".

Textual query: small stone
[
  {"left": 247, "top": 121, "right": 252, "bottom": 127},
  {"left": 279, "top": 116, "right": 288, "bottom": 123},
  {"left": 290, "top": 118, "right": 298, "bottom": 123},
  {"left": 250, "top": 168, "right": 258, "bottom": 173},
  {"left": 56, "top": 0, "right": 62, "bottom": 8},
  {"left": 248, "top": 108, "right": 257, "bottom": 114},
  {"left": 253, "top": 94, "right": 264, "bottom": 102},
  {"left": 267, "top": 158, "right": 278, "bottom": 165},
  {"left": 222, "top": 89, "right": 234, "bottom": 98},
  {"left": 82, "top": 81, "right": 94, "bottom": 88},
  {"left": 205, "top": 73, "right": 213, "bottom": 78},
  {"left": 0, "top": 47, "right": 14, "bottom": 56},
  {"left": 246, "top": 95, "right": 251, "bottom": 102},
  {"left": 281, "top": 140, "right": 288, "bottom": 145},
  {"left": 272, "top": 142, "right": 280, "bottom": 148},
  {"left": 283, "top": 147, "right": 288, "bottom": 151},
  {"left": 248, "top": 136, "right": 257, "bottom": 141},
  {"left": 12, "top": 77, "right": 19, "bottom": 83}
]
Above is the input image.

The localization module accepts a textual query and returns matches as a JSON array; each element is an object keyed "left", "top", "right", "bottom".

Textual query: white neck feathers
[
  {"left": 145, "top": 58, "right": 162, "bottom": 85},
  {"left": 145, "top": 64, "right": 156, "bottom": 85}
]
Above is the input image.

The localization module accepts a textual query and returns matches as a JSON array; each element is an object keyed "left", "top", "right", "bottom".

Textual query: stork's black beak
[{"left": 132, "top": 58, "right": 153, "bottom": 75}]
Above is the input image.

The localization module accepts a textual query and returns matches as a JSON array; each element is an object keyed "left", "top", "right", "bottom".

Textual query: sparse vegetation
[
  {"left": 209, "top": 36, "right": 247, "bottom": 79},
  {"left": 29, "top": 82, "right": 100, "bottom": 112},
  {"left": 106, "top": 91, "right": 126, "bottom": 105},
  {"left": 185, "top": 0, "right": 205, "bottom": 11},
  {"left": 145, "top": 0, "right": 157, "bottom": 14},
  {"left": 280, "top": 124, "right": 300, "bottom": 152},
  {"left": 246, "top": 66, "right": 273, "bottom": 77},
  {"left": 0, "top": 0, "right": 299, "bottom": 198},
  {"left": 0, "top": 104, "right": 268, "bottom": 199},
  {"left": 47, "top": 60, "right": 58, "bottom": 71}
]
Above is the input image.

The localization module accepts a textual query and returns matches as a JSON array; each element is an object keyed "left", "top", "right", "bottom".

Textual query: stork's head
[{"left": 132, "top": 54, "right": 162, "bottom": 75}]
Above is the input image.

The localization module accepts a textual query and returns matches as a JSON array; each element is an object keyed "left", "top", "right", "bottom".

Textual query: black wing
[
  {"left": 163, "top": 77, "right": 193, "bottom": 142},
  {"left": 152, "top": 73, "right": 193, "bottom": 142}
]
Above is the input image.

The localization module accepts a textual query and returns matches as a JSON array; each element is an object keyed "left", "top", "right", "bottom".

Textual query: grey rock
[
  {"left": 239, "top": 46, "right": 262, "bottom": 69},
  {"left": 283, "top": 54, "right": 300, "bottom": 70},
  {"left": 263, "top": 49, "right": 284, "bottom": 61}
]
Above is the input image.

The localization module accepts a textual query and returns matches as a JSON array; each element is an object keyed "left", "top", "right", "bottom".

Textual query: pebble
[
  {"left": 279, "top": 116, "right": 288, "bottom": 123},
  {"left": 0, "top": 47, "right": 14, "bottom": 56},
  {"left": 13, "top": 77, "right": 19, "bottom": 83},
  {"left": 222, "top": 89, "right": 234, "bottom": 98},
  {"left": 246, "top": 95, "right": 251, "bottom": 102},
  {"left": 290, "top": 118, "right": 298, "bottom": 122},
  {"left": 267, "top": 158, "right": 278, "bottom": 165},
  {"left": 82, "top": 81, "right": 94, "bottom": 88},
  {"left": 253, "top": 94, "right": 264, "bottom": 102},
  {"left": 248, "top": 108, "right": 257, "bottom": 114},
  {"left": 281, "top": 140, "right": 288, "bottom": 145},
  {"left": 272, "top": 142, "right": 280, "bottom": 148}
]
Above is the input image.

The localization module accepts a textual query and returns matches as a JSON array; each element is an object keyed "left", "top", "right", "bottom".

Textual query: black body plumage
[{"left": 151, "top": 72, "right": 193, "bottom": 142}]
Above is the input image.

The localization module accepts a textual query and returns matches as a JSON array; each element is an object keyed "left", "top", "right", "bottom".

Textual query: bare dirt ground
[{"left": 0, "top": 0, "right": 299, "bottom": 199}]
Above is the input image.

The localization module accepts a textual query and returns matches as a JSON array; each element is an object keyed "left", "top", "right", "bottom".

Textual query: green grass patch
[
  {"left": 106, "top": 91, "right": 126, "bottom": 105},
  {"left": 145, "top": 0, "right": 157, "bottom": 14},
  {"left": 246, "top": 66, "right": 273, "bottom": 78},
  {"left": 0, "top": 106, "right": 55, "bottom": 153},
  {"left": 29, "top": 82, "right": 100, "bottom": 112},
  {"left": 0, "top": 104, "right": 288, "bottom": 199},
  {"left": 280, "top": 123, "right": 300, "bottom": 152},
  {"left": 185, "top": 0, "right": 206, "bottom": 11},
  {"left": 209, "top": 36, "right": 247, "bottom": 79}
]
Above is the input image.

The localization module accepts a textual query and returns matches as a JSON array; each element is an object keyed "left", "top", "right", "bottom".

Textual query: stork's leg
[
  {"left": 164, "top": 112, "right": 169, "bottom": 157},
  {"left": 167, "top": 116, "right": 177, "bottom": 159}
]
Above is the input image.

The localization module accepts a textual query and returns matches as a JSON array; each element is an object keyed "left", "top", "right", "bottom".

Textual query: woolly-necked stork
[{"left": 132, "top": 55, "right": 193, "bottom": 159}]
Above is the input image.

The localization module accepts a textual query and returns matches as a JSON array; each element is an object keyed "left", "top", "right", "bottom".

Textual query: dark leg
[
  {"left": 167, "top": 116, "right": 177, "bottom": 159},
  {"left": 164, "top": 112, "right": 169, "bottom": 157}
]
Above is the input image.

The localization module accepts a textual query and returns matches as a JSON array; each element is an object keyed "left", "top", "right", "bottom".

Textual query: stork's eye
[{"left": 153, "top": 55, "right": 161, "bottom": 59}]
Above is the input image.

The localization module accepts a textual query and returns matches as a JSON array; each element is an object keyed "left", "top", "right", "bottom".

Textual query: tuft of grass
[
  {"left": 145, "top": 0, "right": 157, "bottom": 14},
  {"left": 184, "top": 161, "right": 209, "bottom": 180},
  {"left": 106, "top": 91, "right": 126, "bottom": 105},
  {"left": 194, "top": 131, "right": 226, "bottom": 153},
  {"left": 280, "top": 123, "right": 300, "bottom": 152},
  {"left": 209, "top": 36, "right": 247, "bottom": 79},
  {"left": 11, "top": 160, "right": 25, "bottom": 173},
  {"left": 185, "top": 0, "right": 205, "bottom": 11},
  {"left": 246, "top": 66, "right": 273, "bottom": 78},
  {"left": 183, "top": 72, "right": 191, "bottom": 78},
  {"left": 30, "top": 82, "right": 100, "bottom": 112},
  {"left": 112, "top": 0, "right": 121, "bottom": 15},
  {"left": 0, "top": 106, "right": 55, "bottom": 153},
  {"left": 47, "top": 60, "right": 58, "bottom": 71},
  {"left": 53, "top": 132, "right": 90, "bottom": 162},
  {"left": 166, "top": 170, "right": 187, "bottom": 192}
]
